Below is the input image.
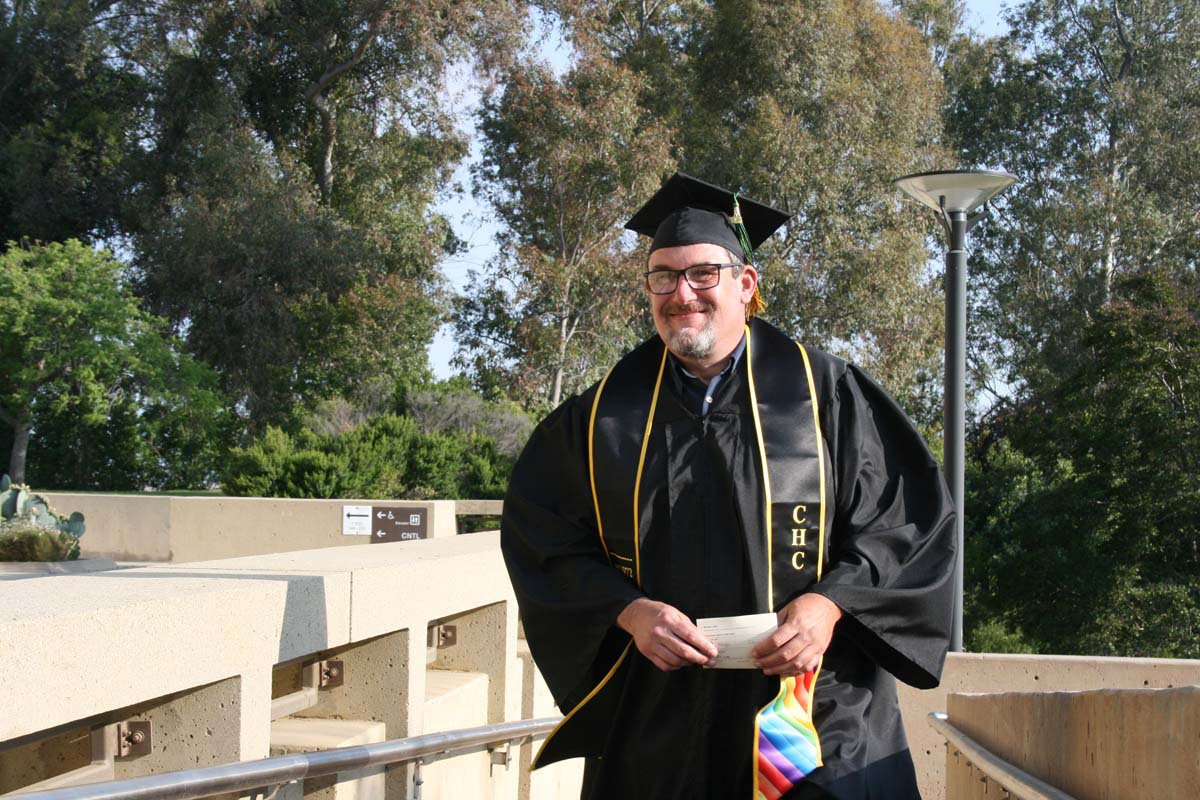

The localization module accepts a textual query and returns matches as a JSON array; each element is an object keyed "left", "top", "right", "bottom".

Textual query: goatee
[{"left": 665, "top": 303, "right": 716, "bottom": 359}]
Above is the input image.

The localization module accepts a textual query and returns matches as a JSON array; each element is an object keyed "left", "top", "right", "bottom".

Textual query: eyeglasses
[{"left": 643, "top": 263, "right": 743, "bottom": 295}]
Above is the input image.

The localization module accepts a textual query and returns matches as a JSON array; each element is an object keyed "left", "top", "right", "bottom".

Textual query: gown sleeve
[
  {"left": 809, "top": 362, "right": 957, "bottom": 689},
  {"left": 500, "top": 394, "right": 645, "bottom": 709}
]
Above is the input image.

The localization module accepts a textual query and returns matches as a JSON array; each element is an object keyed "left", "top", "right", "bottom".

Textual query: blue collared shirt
[{"left": 671, "top": 334, "right": 748, "bottom": 417}]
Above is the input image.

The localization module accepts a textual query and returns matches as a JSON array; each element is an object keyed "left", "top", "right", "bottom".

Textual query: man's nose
[{"left": 670, "top": 272, "right": 698, "bottom": 302}]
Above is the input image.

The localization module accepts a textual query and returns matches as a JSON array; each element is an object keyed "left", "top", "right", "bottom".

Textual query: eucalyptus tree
[
  {"left": 457, "top": 55, "right": 673, "bottom": 410},
  {"left": 519, "top": 1, "right": 955, "bottom": 422},
  {"left": 675, "top": 0, "right": 953, "bottom": 419},
  {"left": 945, "top": 0, "right": 1200, "bottom": 401}
]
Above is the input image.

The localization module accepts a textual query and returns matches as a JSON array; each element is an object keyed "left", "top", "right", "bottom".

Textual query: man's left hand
[{"left": 751, "top": 593, "right": 843, "bottom": 676}]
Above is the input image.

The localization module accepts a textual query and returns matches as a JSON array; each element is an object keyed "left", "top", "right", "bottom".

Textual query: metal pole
[{"left": 945, "top": 210, "right": 967, "bottom": 652}]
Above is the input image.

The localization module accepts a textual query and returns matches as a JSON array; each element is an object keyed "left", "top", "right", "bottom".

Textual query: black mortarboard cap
[{"left": 624, "top": 172, "right": 790, "bottom": 261}]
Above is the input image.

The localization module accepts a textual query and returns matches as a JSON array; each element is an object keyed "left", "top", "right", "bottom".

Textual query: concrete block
[
  {"left": 139, "top": 564, "right": 353, "bottom": 661},
  {"left": 289, "top": 630, "right": 413, "bottom": 800},
  {"left": 0, "top": 677, "right": 245, "bottom": 793},
  {"left": 0, "top": 574, "right": 283, "bottom": 751},
  {"left": 947, "top": 686, "right": 1200, "bottom": 800},
  {"left": 516, "top": 641, "right": 583, "bottom": 800},
  {"left": 270, "top": 719, "right": 386, "bottom": 800},
  {"left": 899, "top": 652, "right": 1200, "bottom": 800},
  {"left": 421, "top": 670, "right": 490, "bottom": 800}
]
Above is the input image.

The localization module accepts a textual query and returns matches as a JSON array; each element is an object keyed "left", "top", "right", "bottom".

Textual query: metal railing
[
  {"left": 928, "top": 712, "right": 1075, "bottom": 800},
  {"left": 8, "top": 717, "right": 561, "bottom": 800}
]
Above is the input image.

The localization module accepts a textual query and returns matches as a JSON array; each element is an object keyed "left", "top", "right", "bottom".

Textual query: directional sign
[
  {"left": 342, "top": 505, "right": 372, "bottom": 536},
  {"left": 370, "top": 506, "right": 428, "bottom": 543}
]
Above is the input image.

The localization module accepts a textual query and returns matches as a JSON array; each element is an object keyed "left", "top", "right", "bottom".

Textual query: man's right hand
[{"left": 616, "top": 597, "right": 718, "bottom": 671}]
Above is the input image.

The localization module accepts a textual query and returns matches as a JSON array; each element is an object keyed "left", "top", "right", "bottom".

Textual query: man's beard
[{"left": 664, "top": 303, "right": 716, "bottom": 360}]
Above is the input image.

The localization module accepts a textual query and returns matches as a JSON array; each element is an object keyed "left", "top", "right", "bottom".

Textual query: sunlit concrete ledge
[
  {"left": 900, "top": 652, "right": 1200, "bottom": 799},
  {"left": 943, "top": 686, "right": 1200, "bottom": 798},
  {"left": 40, "top": 493, "right": 460, "bottom": 563},
  {"left": 0, "top": 533, "right": 581, "bottom": 799}
]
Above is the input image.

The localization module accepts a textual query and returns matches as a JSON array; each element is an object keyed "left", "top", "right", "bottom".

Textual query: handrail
[
  {"left": 928, "top": 712, "right": 1076, "bottom": 800},
  {"left": 8, "top": 717, "right": 561, "bottom": 800}
]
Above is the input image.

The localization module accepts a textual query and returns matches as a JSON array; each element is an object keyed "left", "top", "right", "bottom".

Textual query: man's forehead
[{"left": 648, "top": 242, "right": 734, "bottom": 269}]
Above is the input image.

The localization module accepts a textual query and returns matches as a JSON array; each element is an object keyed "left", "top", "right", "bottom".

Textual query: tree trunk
[
  {"left": 7, "top": 418, "right": 31, "bottom": 484},
  {"left": 315, "top": 99, "right": 336, "bottom": 204},
  {"left": 550, "top": 320, "right": 568, "bottom": 409}
]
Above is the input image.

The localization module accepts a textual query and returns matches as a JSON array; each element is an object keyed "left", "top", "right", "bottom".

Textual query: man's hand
[
  {"left": 752, "top": 593, "right": 843, "bottom": 676},
  {"left": 617, "top": 597, "right": 718, "bottom": 672}
]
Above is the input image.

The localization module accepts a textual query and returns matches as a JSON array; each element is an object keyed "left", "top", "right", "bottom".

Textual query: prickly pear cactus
[{"left": 0, "top": 478, "right": 86, "bottom": 560}]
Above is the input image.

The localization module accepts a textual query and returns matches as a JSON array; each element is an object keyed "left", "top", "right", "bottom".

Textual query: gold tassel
[{"left": 747, "top": 284, "right": 767, "bottom": 317}]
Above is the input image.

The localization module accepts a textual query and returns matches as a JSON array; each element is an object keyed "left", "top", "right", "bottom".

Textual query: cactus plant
[{"left": 0, "top": 476, "right": 85, "bottom": 560}]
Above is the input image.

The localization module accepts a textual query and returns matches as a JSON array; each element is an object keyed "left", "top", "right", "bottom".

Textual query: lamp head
[{"left": 893, "top": 169, "right": 1017, "bottom": 214}]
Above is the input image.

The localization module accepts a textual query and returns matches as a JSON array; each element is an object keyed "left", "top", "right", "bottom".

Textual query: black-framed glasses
[{"left": 643, "top": 263, "right": 743, "bottom": 295}]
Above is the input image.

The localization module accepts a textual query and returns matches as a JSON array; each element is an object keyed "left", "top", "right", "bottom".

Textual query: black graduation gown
[{"left": 501, "top": 319, "right": 956, "bottom": 800}]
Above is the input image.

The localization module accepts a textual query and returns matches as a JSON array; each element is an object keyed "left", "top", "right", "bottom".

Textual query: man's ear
[{"left": 740, "top": 265, "right": 759, "bottom": 302}]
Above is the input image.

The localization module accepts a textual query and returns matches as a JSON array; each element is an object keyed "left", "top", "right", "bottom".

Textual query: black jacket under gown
[{"left": 501, "top": 318, "right": 956, "bottom": 800}]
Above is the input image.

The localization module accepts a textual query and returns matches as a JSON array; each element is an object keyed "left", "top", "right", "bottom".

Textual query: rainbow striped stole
[{"left": 754, "top": 669, "right": 822, "bottom": 799}]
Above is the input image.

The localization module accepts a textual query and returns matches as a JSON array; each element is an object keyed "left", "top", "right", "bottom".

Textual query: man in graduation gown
[{"left": 501, "top": 173, "right": 956, "bottom": 800}]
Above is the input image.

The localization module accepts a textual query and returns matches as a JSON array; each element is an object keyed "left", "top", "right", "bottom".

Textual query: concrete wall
[
  {"left": 0, "top": 533, "right": 578, "bottom": 799},
  {"left": 899, "top": 653, "right": 1200, "bottom": 800},
  {"left": 944, "top": 686, "right": 1200, "bottom": 799},
  {"left": 40, "top": 493, "right": 458, "bottom": 562}
]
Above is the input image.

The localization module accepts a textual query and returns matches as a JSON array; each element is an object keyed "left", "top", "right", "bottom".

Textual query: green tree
[
  {"left": 0, "top": 240, "right": 228, "bottom": 486},
  {"left": 458, "top": 55, "right": 673, "bottom": 410},
  {"left": 965, "top": 272, "right": 1200, "bottom": 657},
  {"left": 520, "top": 0, "right": 955, "bottom": 422},
  {"left": 0, "top": 0, "right": 146, "bottom": 244},
  {"left": 679, "top": 0, "right": 951, "bottom": 417},
  {"left": 945, "top": 0, "right": 1200, "bottom": 403},
  {"left": 129, "top": 0, "right": 529, "bottom": 427}
]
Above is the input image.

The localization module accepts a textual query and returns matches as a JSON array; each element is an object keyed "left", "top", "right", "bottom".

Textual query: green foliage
[
  {"left": 476, "top": 0, "right": 954, "bottom": 423},
  {"left": 4, "top": 0, "right": 534, "bottom": 441},
  {"left": 966, "top": 273, "right": 1200, "bottom": 657},
  {"left": 966, "top": 618, "right": 1034, "bottom": 655},
  {"left": 460, "top": 55, "right": 672, "bottom": 410},
  {"left": 0, "top": 0, "right": 146, "bottom": 244},
  {"left": 944, "top": 0, "right": 1200, "bottom": 403},
  {"left": 223, "top": 414, "right": 513, "bottom": 500},
  {"left": 403, "top": 383, "right": 534, "bottom": 457},
  {"left": 128, "top": 0, "right": 530, "bottom": 429},
  {"left": 0, "top": 240, "right": 229, "bottom": 487}
]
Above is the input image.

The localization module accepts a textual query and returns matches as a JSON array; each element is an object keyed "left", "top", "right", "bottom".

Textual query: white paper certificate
[{"left": 697, "top": 612, "right": 779, "bottom": 669}]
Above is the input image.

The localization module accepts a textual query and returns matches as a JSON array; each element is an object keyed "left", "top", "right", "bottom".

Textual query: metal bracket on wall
[
  {"left": 425, "top": 623, "right": 457, "bottom": 663},
  {"left": 115, "top": 720, "right": 152, "bottom": 759},
  {"left": 488, "top": 742, "right": 511, "bottom": 776},
  {"left": 8, "top": 719, "right": 152, "bottom": 793},
  {"left": 317, "top": 659, "right": 344, "bottom": 689},
  {"left": 270, "top": 659, "right": 346, "bottom": 720},
  {"left": 429, "top": 623, "right": 457, "bottom": 649}
]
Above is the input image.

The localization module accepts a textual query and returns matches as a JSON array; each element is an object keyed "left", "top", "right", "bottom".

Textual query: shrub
[{"left": 222, "top": 414, "right": 514, "bottom": 500}]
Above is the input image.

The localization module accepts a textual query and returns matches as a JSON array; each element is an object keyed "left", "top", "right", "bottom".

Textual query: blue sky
[{"left": 428, "top": 0, "right": 1013, "bottom": 379}]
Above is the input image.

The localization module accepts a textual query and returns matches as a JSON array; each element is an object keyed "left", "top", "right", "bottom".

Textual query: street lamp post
[{"left": 892, "top": 169, "right": 1017, "bottom": 652}]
